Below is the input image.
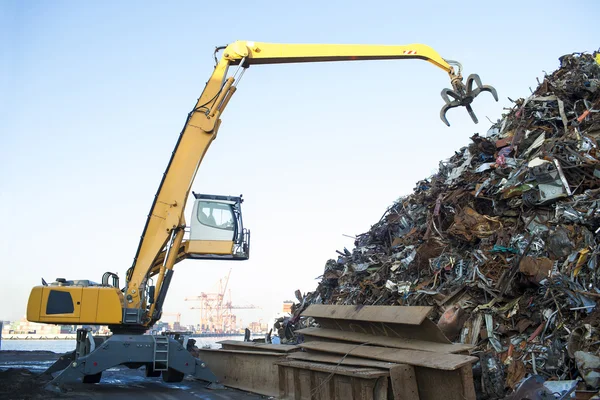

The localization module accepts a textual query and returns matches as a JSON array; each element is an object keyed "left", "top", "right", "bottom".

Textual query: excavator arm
[
  {"left": 221, "top": 41, "right": 453, "bottom": 69},
  {"left": 28, "top": 41, "right": 497, "bottom": 331}
]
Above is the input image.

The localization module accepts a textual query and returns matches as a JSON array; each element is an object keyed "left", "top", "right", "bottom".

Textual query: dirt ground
[
  {"left": 0, "top": 367, "right": 57, "bottom": 400},
  {"left": 0, "top": 351, "right": 265, "bottom": 400}
]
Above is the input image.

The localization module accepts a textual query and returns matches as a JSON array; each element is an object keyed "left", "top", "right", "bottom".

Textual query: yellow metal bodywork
[
  {"left": 28, "top": 41, "right": 461, "bottom": 328},
  {"left": 223, "top": 41, "right": 453, "bottom": 72},
  {"left": 27, "top": 286, "right": 124, "bottom": 325},
  {"left": 185, "top": 240, "right": 234, "bottom": 256}
]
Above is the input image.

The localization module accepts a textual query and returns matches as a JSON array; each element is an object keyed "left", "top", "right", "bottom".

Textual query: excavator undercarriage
[{"left": 42, "top": 329, "right": 217, "bottom": 389}]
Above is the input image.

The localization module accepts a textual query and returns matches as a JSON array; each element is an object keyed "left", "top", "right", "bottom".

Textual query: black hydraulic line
[{"left": 154, "top": 269, "right": 174, "bottom": 316}]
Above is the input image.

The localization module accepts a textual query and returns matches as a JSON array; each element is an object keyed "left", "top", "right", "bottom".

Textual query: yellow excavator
[{"left": 26, "top": 41, "right": 497, "bottom": 386}]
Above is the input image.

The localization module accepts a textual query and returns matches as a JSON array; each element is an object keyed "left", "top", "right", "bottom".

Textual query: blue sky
[{"left": 1, "top": 0, "right": 599, "bottom": 327}]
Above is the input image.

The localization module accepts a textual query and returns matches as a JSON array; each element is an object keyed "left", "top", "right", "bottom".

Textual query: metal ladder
[{"left": 153, "top": 335, "right": 169, "bottom": 371}]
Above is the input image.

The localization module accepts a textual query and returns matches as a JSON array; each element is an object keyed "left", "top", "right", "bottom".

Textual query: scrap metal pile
[{"left": 284, "top": 52, "right": 600, "bottom": 398}]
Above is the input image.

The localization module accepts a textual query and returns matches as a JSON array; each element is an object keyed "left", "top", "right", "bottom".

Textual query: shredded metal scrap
[{"left": 286, "top": 51, "right": 600, "bottom": 399}]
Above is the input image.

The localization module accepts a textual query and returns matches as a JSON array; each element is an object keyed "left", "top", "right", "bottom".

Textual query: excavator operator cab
[{"left": 188, "top": 192, "right": 250, "bottom": 260}]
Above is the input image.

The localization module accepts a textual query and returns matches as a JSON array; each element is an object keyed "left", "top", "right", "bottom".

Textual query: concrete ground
[{"left": 0, "top": 351, "right": 267, "bottom": 400}]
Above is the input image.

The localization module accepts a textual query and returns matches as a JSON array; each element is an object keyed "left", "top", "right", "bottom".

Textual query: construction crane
[
  {"left": 185, "top": 270, "right": 259, "bottom": 333},
  {"left": 222, "top": 294, "right": 260, "bottom": 333},
  {"left": 190, "top": 291, "right": 260, "bottom": 333},
  {"left": 184, "top": 269, "right": 230, "bottom": 332}
]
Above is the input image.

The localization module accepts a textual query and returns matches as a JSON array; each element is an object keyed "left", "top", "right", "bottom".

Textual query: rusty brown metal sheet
[
  {"left": 286, "top": 351, "right": 397, "bottom": 369},
  {"left": 196, "top": 348, "right": 284, "bottom": 397},
  {"left": 299, "top": 341, "right": 477, "bottom": 371},
  {"left": 217, "top": 340, "right": 300, "bottom": 353},
  {"left": 276, "top": 359, "right": 389, "bottom": 378},
  {"left": 390, "top": 364, "right": 420, "bottom": 400},
  {"left": 301, "top": 305, "right": 432, "bottom": 325},
  {"left": 414, "top": 367, "right": 473, "bottom": 400},
  {"left": 313, "top": 316, "right": 452, "bottom": 344},
  {"left": 277, "top": 360, "right": 388, "bottom": 400},
  {"left": 297, "top": 327, "right": 473, "bottom": 354},
  {"left": 459, "top": 365, "right": 477, "bottom": 400}
]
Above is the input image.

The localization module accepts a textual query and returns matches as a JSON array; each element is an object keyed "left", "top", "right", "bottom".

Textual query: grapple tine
[
  {"left": 440, "top": 101, "right": 461, "bottom": 126},
  {"left": 440, "top": 105, "right": 451, "bottom": 127},
  {"left": 440, "top": 87, "right": 465, "bottom": 126},
  {"left": 466, "top": 74, "right": 476, "bottom": 93},
  {"left": 466, "top": 104, "right": 478, "bottom": 124},
  {"left": 466, "top": 74, "right": 499, "bottom": 101},
  {"left": 439, "top": 72, "right": 498, "bottom": 127},
  {"left": 481, "top": 85, "right": 499, "bottom": 101},
  {"left": 441, "top": 88, "right": 462, "bottom": 104}
]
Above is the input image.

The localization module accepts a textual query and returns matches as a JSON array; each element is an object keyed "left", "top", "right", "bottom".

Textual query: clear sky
[{"left": 1, "top": 0, "right": 599, "bottom": 327}]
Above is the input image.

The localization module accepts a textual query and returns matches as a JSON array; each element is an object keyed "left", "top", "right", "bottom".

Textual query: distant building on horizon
[
  {"left": 1, "top": 317, "right": 110, "bottom": 336},
  {"left": 282, "top": 301, "right": 293, "bottom": 314}
]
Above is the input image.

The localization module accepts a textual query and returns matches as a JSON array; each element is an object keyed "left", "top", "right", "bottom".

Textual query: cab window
[{"left": 197, "top": 201, "right": 234, "bottom": 231}]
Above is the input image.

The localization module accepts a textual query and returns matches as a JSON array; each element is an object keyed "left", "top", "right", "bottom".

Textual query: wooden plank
[
  {"left": 390, "top": 364, "right": 420, "bottom": 400},
  {"left": 297, "top": 327, "right": 473, "bottom": 354},
  {"left": 196, "top": 348, "right": 283, "bottom": 397},
  {"left": 217, "top": 340, "right": 299, "bottom": 353},
  {"left": 459, "top": 364, "right": 477, "bottom": 400},
  {"left": 299, "top": 342, "right": 477, "bottom": 371},
  {"left": 301, "top": 305, "right": 431, "bottom": 325},
  {"left": 276, "top": 359, "right": 389, "bottom": 379},
  {"left": 287, "top": 351, "right": 397, "bottom": 369}
]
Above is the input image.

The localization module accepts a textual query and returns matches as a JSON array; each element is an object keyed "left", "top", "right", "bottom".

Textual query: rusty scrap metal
[{"left": 285, "top": 51, "right": 600, "bottom": 398}]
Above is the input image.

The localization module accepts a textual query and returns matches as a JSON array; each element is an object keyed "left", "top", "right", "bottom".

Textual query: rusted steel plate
[
  {"left": 301, "top": 305, "right": 432, "bottom": 325},
  {"left": 297, "top": 327, "right": 472, "bottom": 354},
  {"left": 299, "top": 342, "right": 477, "bottom": 371}
]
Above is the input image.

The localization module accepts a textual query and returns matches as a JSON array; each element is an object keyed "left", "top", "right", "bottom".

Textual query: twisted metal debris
[{"left": 284, "top": 51, "right": 600, "bottom": 399}]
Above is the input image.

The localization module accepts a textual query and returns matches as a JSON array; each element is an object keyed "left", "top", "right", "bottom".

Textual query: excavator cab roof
[{"left": 192, "top": 192, "right": 244, "bottom": 204}]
